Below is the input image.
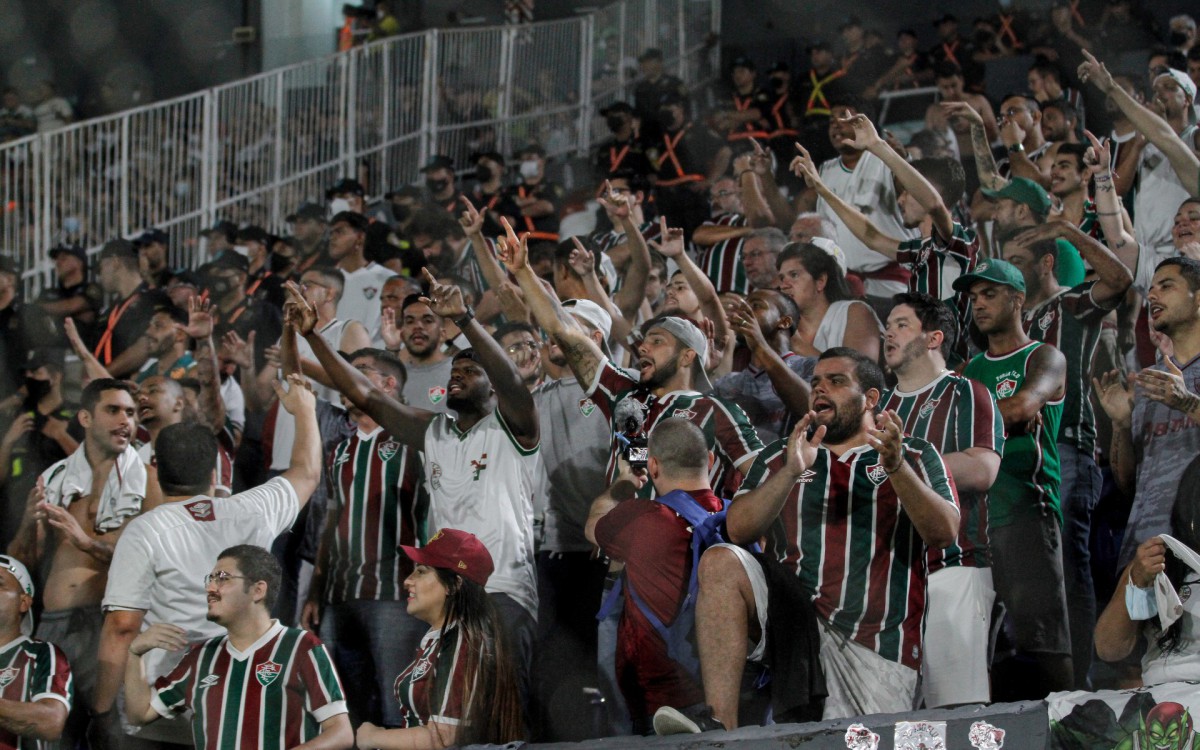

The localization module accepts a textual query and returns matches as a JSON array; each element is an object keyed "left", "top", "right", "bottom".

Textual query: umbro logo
[
  {"left": 797, "top": 469, "right": 816, "bottom": 483},
  {"left": 199, "top": 674, "right": 220, "bottom": 689}
]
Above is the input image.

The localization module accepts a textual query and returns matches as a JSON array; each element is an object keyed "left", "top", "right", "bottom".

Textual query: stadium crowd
[{"left": 1, "top": 5, "right": 1200, "bottom": 747}]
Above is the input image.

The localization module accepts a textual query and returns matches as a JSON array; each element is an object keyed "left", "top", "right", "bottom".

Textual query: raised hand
[
  {"left": 868, "top": 410, "right": 906, "bottom": 474},
  {"left": 941, "top": 101, "right": 985, "bottom": 128},
  {"left": 179, "top": 296, "right": 214, "bottom": 341},
  {"left": 219, "top": 330, "right": 255, "bottom": 371},
  {"left": 129, "top": 623, "right": 189, "bottom": 657},
  {"left": 1082, "top": 130, "right": 1113, "bottom": 181},
  {"left": 272, "top": 373, "right": 315, "bottom": 416},
  {"left": 1077, "top": 49, "right": 1116, "bottom": 93},
  {"left": 999, "top": 117, "right": 1026, "bottom": 149},
  {"left": 283, "top": 281, "right": 317, "bottom": 335},
  {"left": 458, "top": 195, "right": 485, "bottom": 237},
  {"left": 1092, "top": 369, "right": 1134, "bottom": 426},
  {"left": 567, "top": 237, "right": 596, "bottom": 278},
  {"left": 842, "top": 113, "right": 883, "bottom": 151},
  {"left": 419, "top": 267, "right": 468, "bottom": 320},
  {"left": 379, "top": 306, "right": 402, "bottom": 351},
  {"left": 785, "top": 412, "right": 825, "bottom": 479},
  {"left": 725, "top": 296, "right": 767, "bottom": 353},
  {"left": 495, "top": 216, "right": 529, "bottom": 273},
  {"left": 1131, "top": 536, "right": 1167, "bottom": 588},
  {"left": 789, "top": 142, "right": 822, "bottom": 188},
  {"left": 648, "top": 216, "right": 685, "bottom": 258},
  {"left": 62, "top": 317, "right": 89, "bottom": 357},
  {"left": 597, "top": 180, "right": 634, "bottom": 220},
  {"left": 748, "top": 137, "right": 773, "bottom": 176}
]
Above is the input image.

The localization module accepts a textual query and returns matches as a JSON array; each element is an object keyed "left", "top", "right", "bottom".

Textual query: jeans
[
  {"left": 596, "top": 577, "right": 632, "bottom": 735},
  {"left": 1058, "top": 442, "right": 1103, "bottom": 689},
  {"left": 320, "top": 599, "right": 427, "bottom": 726}
]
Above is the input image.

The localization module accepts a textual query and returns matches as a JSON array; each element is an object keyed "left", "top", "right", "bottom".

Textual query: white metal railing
[{"left": 0, "top": 0, "right": 720, "bottom": 298}]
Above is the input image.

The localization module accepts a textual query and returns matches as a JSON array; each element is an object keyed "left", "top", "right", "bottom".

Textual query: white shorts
[
  {"left": 716, "top": 543, "right": 918, "bottom": 720},
  {"left": 921, "top": 565, "right": 995, "bottom": 708}
]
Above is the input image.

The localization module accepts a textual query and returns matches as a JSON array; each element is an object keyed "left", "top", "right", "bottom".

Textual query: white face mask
[
  {"left": 232, "top": 244, "right": 250, "bottom": 258},
  {"left": 329, "top": 198, "right": 352, "bottom": 216},
  {"left": 519, "top": 159, "right": 540, "bottom": 179}
]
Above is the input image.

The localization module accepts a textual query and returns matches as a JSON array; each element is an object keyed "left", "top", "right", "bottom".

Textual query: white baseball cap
[{"left": 0, "top": 555, "right": 35, "bottom": 636}]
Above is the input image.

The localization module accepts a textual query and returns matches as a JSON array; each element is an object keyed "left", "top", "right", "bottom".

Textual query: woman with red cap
[{"left": 354, "top": 529, "right": 524, "bottom": 749}]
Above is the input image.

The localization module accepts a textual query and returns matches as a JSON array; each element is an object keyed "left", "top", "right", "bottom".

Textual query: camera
[{"left": 616, "top": 416, "right": 648, "bottom": 469}]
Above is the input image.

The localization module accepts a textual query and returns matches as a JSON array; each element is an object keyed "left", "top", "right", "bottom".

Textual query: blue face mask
[{"left": 1125, "top": 575, "right": 1159, "bottom": 621}]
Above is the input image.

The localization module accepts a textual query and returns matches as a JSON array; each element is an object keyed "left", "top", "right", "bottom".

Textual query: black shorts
[{"left": 990, "top": 512, "right": 1072, "bottom": 656}]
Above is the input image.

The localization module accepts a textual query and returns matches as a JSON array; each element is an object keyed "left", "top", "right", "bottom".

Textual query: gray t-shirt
[
  {"left": 403, "top": 358, "right": 454, "bottom": 414},
  {"left": 712, "top": 353, "right": 816, "bottom": 444},
  {"left": 1124, "top": 354, "right": 1200, "bottom": 567},
  {"left": 533, "top": 376, "right": 613, "bottom": 553}
]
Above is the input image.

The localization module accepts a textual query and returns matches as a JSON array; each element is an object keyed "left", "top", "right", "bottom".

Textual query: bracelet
[
  {"left": 452, "top": 306, "right": 475, "bottom": 329},
  {"left": 884, "top": 459, "right": 904, "bottom": 475}
]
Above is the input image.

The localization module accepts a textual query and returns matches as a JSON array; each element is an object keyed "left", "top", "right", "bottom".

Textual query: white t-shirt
[
  {"left": 102, "top": 477, "right": 300, "bottom": 742},
  {"left": 337, "top": 263, "right": 396, "bottom": 341},
  {"left": 422, "top": 411, "right": 541, "bottom": 617},
  {"left": 814, "top": 299, "right": 882, "bottom": 352},
  {"left": 1134, "top": 125, "right": 1198, "bottom": 290},
  {"left": 219, "top": 375, "right": 245, "bottom": 434},
  {"left": 817, "top": 151, "right": 919, "bottom": 296},
  {"left": 270, "top": 319, "right": 351, "bottom": 471}
]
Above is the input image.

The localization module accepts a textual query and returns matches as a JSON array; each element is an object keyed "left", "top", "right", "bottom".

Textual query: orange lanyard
[
  {"left": 246, "top": 271, "right": 271, "bottom": 298},
  {"left": 941, "top": 40, "right": 960, "bottom": 66},
  {"left": 609, "top": 143, "right": 631, "bottom": 171},
  {"left": 662, "top": 126, "right": 689, "bottom": 177},
  {"left": 517, "top": 187, "right": 558, "bottom": 241},
  {"left": 93, "top": 292, "right": 140, "bottom": 364}
]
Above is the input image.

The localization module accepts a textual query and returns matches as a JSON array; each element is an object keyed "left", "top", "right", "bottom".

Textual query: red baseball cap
[{"left": 400, "top": 529, "right": 494, "bottom": 587}]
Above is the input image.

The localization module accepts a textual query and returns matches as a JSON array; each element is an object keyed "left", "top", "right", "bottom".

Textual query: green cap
[
  {"left": 951, "top": 258, "right": 1026, "bottom": 294},
  {"left": 981, "top": 177, "right": 1051, "bottom": 219}
]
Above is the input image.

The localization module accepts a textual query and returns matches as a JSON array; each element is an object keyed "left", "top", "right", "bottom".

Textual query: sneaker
[{"left": 652, "top": 704, "right": 725, "bottom": 735}]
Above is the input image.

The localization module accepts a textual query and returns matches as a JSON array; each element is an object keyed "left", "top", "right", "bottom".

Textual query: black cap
[
  {"left": 237, "top": 225, "right": 270, "bottom": 245},
  {"left": 0, "top": 255, "right": 20, "bottom": 276},
  {"left": 933, "top": 12, "right": 958, "bottom": 26},
  {"left": 210, "top": 252, "right": 249, "bottom": 274},
  {"left": 384, "top": 185, "right": 424, "bottom": 200},
  {"left": 419, "top": 155, "right": 455, "bottom": 173},
  {"left": 97, "top": 239, "right": 137, "bottom": 263},
  {"left": 730, "top": 55, "right": 756, "bottom": 71},
  {"left": 330, "top": 211, "right": 370, "bottom": 232},
  {"left": 200, "top": 220, "right": 238, "bottom": 242},
  {"left": 659, "top": 90, "right": 687, "bottom": 107},
  {"left": 767, "top": 61, "right": 790, "bottom": 74},
  {"left": 286, "top": 203, "right": 326, "bottom": 222},
  {"left": 326, "top": 178, "right": 365, "bottom": 198},
  {"left": 839, "top": 15, "right": 863, "bottom": 31},
  {"left": 49, "top": 243, "right": 86, "bottom": 264},
  {"left": 514, "top": 143, "right": 545, "bottom": 159},
  {"left": 599, "top": 101, "right": 634, "bottom": 116},
  {"left": 638, "top": 48, "right": 663, "bottom": 62},
  {"left": 132, "top": 228, "right": 169, "bottom": 247},
  {"left": 24, "top": 348, "right": 65, "bottom": 373}
]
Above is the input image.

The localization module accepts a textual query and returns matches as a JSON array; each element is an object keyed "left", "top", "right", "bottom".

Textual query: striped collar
[{"left": 225, "top": 620, "right": 285, "bottom": 661}]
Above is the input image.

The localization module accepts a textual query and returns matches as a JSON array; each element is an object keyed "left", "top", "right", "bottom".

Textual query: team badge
[
  {"left": 255, "top": 661, "right": 282, "bottom": 687},
  {"left": 968, "top": 721, "right": 1006, "bottom": 749},
  {"left": 1182, "top": 585, "right": 1192, "bottom": 604},
  {"left": 996, "top": 378, "right": 1018, "bottom": 400},
  {"left": 429, "top": 386, "right": 446, "bottom": 405},
  {"left": 184, "top": 500, "right": 215, "bottom": 522},
  {"left": 579, "top": 398, "right": 597, "bottom": 417},
  {"left": 1038, "top": 309, "right": 1054, "bottom": 332},
  {"left": 894, "top": 720, "right": 946, "bottom": 750},
  {"left": 0, "top": 667, "right": 18, "bottom": 689},
  {"left": 199, "top": 674, "right": 221, "bottom": 689},
  {"left": 377, "top": 440, "right": 399, "bottom": 461},
  {"left": 866, "top": 464, "right": 888, "bottom": 485},
  {"left": 672, "top": 408, "right": 696, "bottom": 420},
  {"left": 470, "top": 453, "right": 488, "bottom": 481},
  {"left": 918, "top": 398, "right": 940, "bottom": 419},
  {"left": 410, "top": 657, "right": 432, "bottom": 681},
  {"left": 430, "top": 463, "right": 443, "bottom": 491},
  {"left": 844, "top": 723, "right": 879, "bottom": 750},
  {"left": 797, "top": 469, "right": 816, "bottom": 484},
  {"left": 363, "top": 287, "right": 378, "bottom": 300}
]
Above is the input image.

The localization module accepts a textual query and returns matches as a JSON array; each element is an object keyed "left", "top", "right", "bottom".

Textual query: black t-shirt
[
  {"left": 213, "top": 297, "right": 283, "bottom": 371},
  {"left": 32, "top": 281, "right": 104, "bottom": 349},
  {"left": 497, "top": 181, "right": 565, "bottom": 237},
  {"left": 593, "top": 135, "right": 653, "bottom": 180},
  {"left": 95, "top": 285, "right": 171, "bottom": 366}
]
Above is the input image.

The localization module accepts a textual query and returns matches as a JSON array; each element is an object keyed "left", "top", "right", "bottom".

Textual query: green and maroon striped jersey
[
  {"left": 882, "top": 372, "right": 1004, "bottom": 572},
  {"left": 698, "top": 212, "right": 750, "bottom": 295},
  {"left": 0, "top": 637, "right": 73, "bottom": 750},
  {"left": 393, "top": 625, "right": 472, "bottom": 728},
  {"left": 735, "top": 435, "right": 958, "bottom": 669},
  {"left": 1022, "top": 281, "right": 1115, "bottom": 455},
  {"left": 896, "top": 221, "right": 978, "bottom": 364},
  {"left": 590, "top": 361, "right": 763, "bottom": 497},
  {"left": 325, "top": 427, "right": 426, "bottom": 604},
  {"left": 153, "top": 623, "right": 346, "bottom": 750}
]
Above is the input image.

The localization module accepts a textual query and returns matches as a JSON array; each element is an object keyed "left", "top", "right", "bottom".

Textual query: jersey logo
[
  {"left": 428, "top": 386, "right": 446, "bottom": 405},
  {"left": 255, "top": 661, "right": 282, "bottom": 687},
  {"left": 1182, "top": 585, "right": 1192, "bottom": 604},
  {"left": 199, "top": 674, "right": 221, "bottom": 689},
  {"left": 968, "top": 720, "right": 1006, "bottom": 749},
  {"left": 377, "top": 440, "right": 400, "bottom": 462},
  {"left": 797, "top": 469, "right": 817, "bottom": 483},
  {"left": 184, "top": 500, "right": 215, "bottom": 522},
  {"left": 1038, "top": 308, "right": 1055, "bottom": 332},
  {"left": 918, "top": 398, "right": 940, "bottom": 419},
  {"left": 844, "top": 723, "right": 880, "bottom": 750},
  {"left": 410, "top": 656, "right": 433, "bottom": 681},
  {"left": 332, "top": 451, "right": 350, "bottom": 467},
  {"left": 363, "top": 287, "right": 378, "bottom": 300},
  {"left": 429, "top": 462, "right": 443, "bottom": 491},
  {"left": 579, "top": 398, "right": 597, "bottom": 418},
  {"left": 0, "top": 667, "right": 18, "bottom": 689},
  {"left": 470, "top": 453, "right": 488, "bottom": 481},
  {"left": 996, "top": 377, "right": 1018, "bottom": 400},
  {"left": 866, "top": 463, "right": 888, "bottom": 485},
  {"left": 672, "top": 408, "right": 697, "bottom": 420}
]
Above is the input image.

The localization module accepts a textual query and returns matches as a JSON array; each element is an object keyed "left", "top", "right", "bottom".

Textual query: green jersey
[{"left": 963, "top": 341, "right": 1063, "bottom": 528}]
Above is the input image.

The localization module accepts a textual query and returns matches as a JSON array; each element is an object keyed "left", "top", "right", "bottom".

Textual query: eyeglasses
[
  {"left": 742, "top": 250, "right": 774, "bottom": 261},
  {"left": 505, "top": 341, "right": 541, "bottom": 355},
  {"left": 999, "top": 107, "right": 1027, "bottom": 118},
  {"left": 711, "top": 189, "right": 737, "bottom": 199},
  {"left": 204, "top": 572, "right": 249, "bottom": 586},
  {"left": 299, "top": 280, "right": 330, "bottom": 290}
]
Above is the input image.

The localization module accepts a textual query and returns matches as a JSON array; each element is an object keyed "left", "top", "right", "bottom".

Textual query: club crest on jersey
[
  {"left": 363, "top": 287, "right": 378, "bottom": 300},
  {"left": 797, "top": 469, "right": 817, "bottom": 483},
  {"left": 429, "top": 463, "right": 443, "bottom": 490},
  {"left": 672, "top": 408, "right": 696, "bottom": 420},
  {"left": 579, "top": 398, "right": 597, "bottom": 418},
  {"left": 844, "top": 723, "right": 880, "bottom": 750},
  {"left": 996, "top": 378, "right": 1018, "bottom": 400},
  {"left": 918, "top": 398, "right": 940, "bottom": 419},
  {"left": 255, "top": 661, "right": 282, "bottom": 687},
  {"left": 0, "top": 667, "right": 18, "bottom": 689},
  {"left": 199, "top": 674, "right": 221, "bottom": 689},
  {"left": 1182, "top": 585, "right": 1192, "bottom": 604},
  {"left": 184, "top": 500, "right": 215, "bottom": 522},
  {"left": 377, "top": 440, "right": 399, "bottom": 462},
  {"left": 428, "top": 386, "right": 446, "bottom": 405},
  {"left": 968, "top": 720, "right": 1006, "bottom": 749},
  {"left": 410, "top": 657, "right": 433, "bottom": 681},
  {"left": 1038, "top": 308, "right": 1055, "bottom": 332},
  {"left": 471, "top": 453, "right": 488, "bottom": 481},
  {"left": 866, "top": 463, "right": 888, "bottom": 485}
]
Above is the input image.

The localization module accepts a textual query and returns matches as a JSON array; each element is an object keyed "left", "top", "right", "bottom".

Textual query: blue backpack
[{"left": 596, "top": 489, "right": 751, "bottom": 680}]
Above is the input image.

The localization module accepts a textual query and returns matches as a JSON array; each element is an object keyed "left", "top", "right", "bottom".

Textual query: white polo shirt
[{"left": 337, "top": 262, "right": 396, "bottom": 342}]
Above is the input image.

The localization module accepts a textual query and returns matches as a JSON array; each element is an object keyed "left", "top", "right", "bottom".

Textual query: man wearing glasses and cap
[{"left": 0, "top": 554, "right": 73, "bottom": 747}]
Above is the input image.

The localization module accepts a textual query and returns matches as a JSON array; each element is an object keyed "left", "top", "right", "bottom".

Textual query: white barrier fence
[{"left": 0, "top": 0, "right": 720, "bottom": 297}]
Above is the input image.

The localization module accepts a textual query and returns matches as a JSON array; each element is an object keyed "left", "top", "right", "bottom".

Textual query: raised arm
[
  {"left": 999, "top": 342, "right": 1066, "bottom": 429},
  {"left": 179, "top": 297, "right": 226, "bottom": 432},
  {"left": 602, "top": 190, "right": 652, "bottom": 325},
  {"left": 650, "top": 218, "right": 731, "bottom": 346},
  {"left": 1094, "top": 369, "right": 1136, "bottom": 497},
  {"left": 499, "top": 218, "right": 608, "bottom": 388},
  {"left": 943, "top": 102, "right": 1005, "bottom": 192},
  {"left": 1095, "top": 537, "right": 1165, "bottom": 662},
  {"left": 726, "top": 296, "right": 810, "bottom": 417},
  {"left": 1022, "top": 221, "right": 1132, "bottom": 305},
  {"left": 1079, "top": 49, "right": 1199, "bottom": 198},
  {"left": 284, "top": 283, "right": 435, "bottom": 450},
  {"left": 123, "top": 623, "right": 189, "bottom": 726},
  {"left": 420, "top": 267, "right": 538, "bottom": 449},
  {"left": 273, "top": 369, "right": 322, "bottom": 506},
  {"left": 731, "top": 152, "right": 774, "bottom": 228},
  {"left": 747, "top": 138, "right": 796, "bottom": 230},
  {"left": 870, "top": 411, "right": 959, "bottom": 548},
  {"left": 726, "top": 417, "right": 820, "bottom": 545},
  {"left": 1084, "top": 130, "right": 1140, "bottom": 273},
  {"left": 63, "top": 317, "right": 112, "bottom": 385},
  {"left": 790, "top": 142, "right": 902, "bottom": 258}
]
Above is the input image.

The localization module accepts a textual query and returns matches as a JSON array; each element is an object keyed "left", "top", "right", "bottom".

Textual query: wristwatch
[
  {"left": 1007, "top": 142, "right": 1025, "bottom": 154},
  {"left": 453, "top": 306, "right": 475, "bottom": 329}
]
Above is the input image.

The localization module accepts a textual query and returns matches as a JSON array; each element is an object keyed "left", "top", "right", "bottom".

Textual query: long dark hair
[
  {"left": 429, "top": 568, "right": 525, "bottom": 744},
  {"left": 1155, "top": 457, "right": 1200, "bottom": 655},
  {"left": 777, "top": 242, "right": 852, "bottom": 303}
]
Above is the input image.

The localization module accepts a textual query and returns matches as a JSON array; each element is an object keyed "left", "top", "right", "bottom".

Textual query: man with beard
[
  {"left": 383, "top": 294, "right": 453, "bottom": 413},
  {"left": 328, "top": 211, "right": 395, "bottom": 344},
  {"left": 133, "top": 305, "right": 196, "bottom": 383},
  {"left": 407, "top": 209, "right": 487, "bottom": 297},
  {"left": 135, "top": 375, "right": 234, "bottom": 506},
  {"left": 655, "top": 348, "right": 959, "bottom": 732},
  {"left": 957, "top": 260, "right": 1072, "bottom": 700},
  {"left": 1039, "top": 100, "right": 1080, "bottom": 148},
  {"left": 879, "top": 293, "right": 1003, "bottom": 708},
  {"left": 8, "top": 379, "right": 144, "bottom": 748},
  {"left": 289, "top": 273, "right": 541, "bottom": 709},
  {"left": 981, "top": 177, "right": 1086, "bottom": 287},
  {"left": 495, "top": 323, "right": 544, "bottom": 392}
]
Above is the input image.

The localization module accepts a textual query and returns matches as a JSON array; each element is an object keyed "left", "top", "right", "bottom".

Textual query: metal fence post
[
  {"left": 617, "top": 1, "right": 627, "bottom": 102},
  {"left": 420, "top": 29, "right": 438, "bottom": 167},
  {"left": 497, "top": 27, "right": 515, "bottom": 159},
  {"left": 380, "top": 42, "right": 393, "bottom": 193},
  {"left": 345, "top": 50, "right": 359, "bottom": 180},
  {"left": 676, "top": 0, "right": 686, "bottom": 81},
  {"left": 578, "top": 15, "right": 595, "bottom": 158},
  {"left": 271, "top": 74, "right": 285, "bottom": 228},
  {"left": 119, "top": 115, "right": 130, "bottom": 237}
]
